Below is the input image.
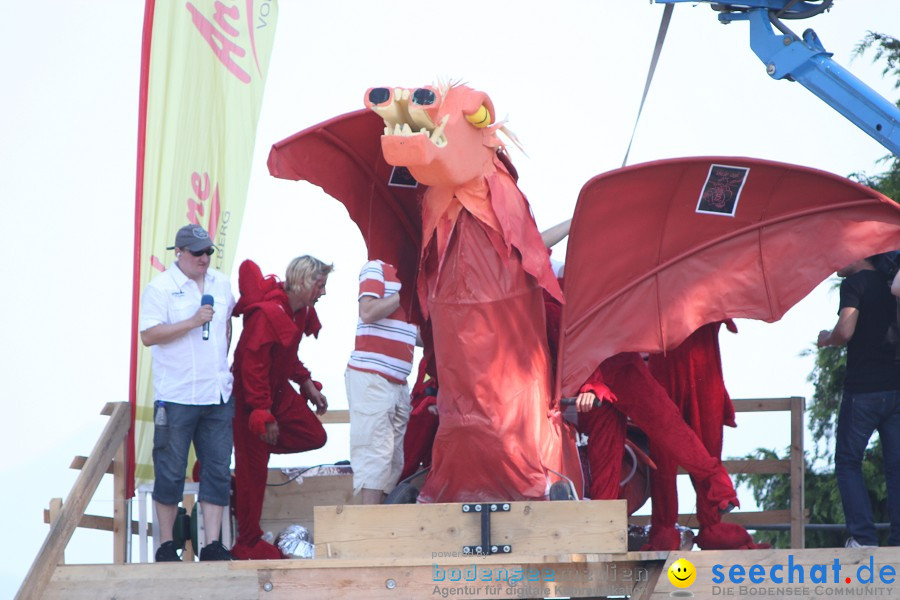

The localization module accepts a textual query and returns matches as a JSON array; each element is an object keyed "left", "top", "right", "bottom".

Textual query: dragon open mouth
[{"left": 366, "top": 87, "right": 449, "bottom": 148}]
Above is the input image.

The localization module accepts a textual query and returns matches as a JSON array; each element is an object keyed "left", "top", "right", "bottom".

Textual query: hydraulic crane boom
[{"left": 655, "top": 0, "right": 899, "bottom": 155}]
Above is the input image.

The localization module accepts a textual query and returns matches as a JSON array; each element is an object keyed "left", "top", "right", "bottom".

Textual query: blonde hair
[{"left": 284, "top": 255, "right": 333, "bottom": 293}]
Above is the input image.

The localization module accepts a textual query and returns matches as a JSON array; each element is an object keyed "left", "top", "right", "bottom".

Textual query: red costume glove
[
  {"left": 579, "top": 380, "right": 618, "bottom": 404},
  {"left": 248, "top": 409, "right": 276, "bottom": 437}
]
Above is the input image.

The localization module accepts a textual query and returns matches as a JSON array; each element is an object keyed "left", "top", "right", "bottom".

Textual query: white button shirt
[{"left": 139, "top": 263, "right": 236, "bottom": 405}]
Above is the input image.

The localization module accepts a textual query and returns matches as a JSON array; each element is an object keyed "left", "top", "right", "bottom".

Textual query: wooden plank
[
  {"left": 677, "top": 459, "right": 789, "bottom": 475},
  {"left": 16, "top": 402, "right": 131, "bottom": 600},
  {"left": 44, "top": 547, "right": 900, "bottom": 600},
  {"left": 315, "top": 500, "right": 627, "bottom": 560},
  {"left": 260, "top": 471, "right": 361, "bottom": 539},
  {"left": 629, "top": 559, "right": 665, "bottom": 600},
  {"left": 317, "top": 409, "right": 349, "bottom": 424},
  {"left": 790, "top": 395, "right": 806, "bottom": 549},
  {"left": 113, "top": 442, "right": 127, "bottom": 564},
  {"left": 46, "top": 562, "right": 259, "bottom": 600},
  {"left": 630, "top": 509, "right": 799, "bottom": 529},
  {"left": 46, "top": 556, "right": 668, "bottom": 599},
  {"left": 263, "top": 558, "right": 664, "bottom": 599},
  {"left": 69, "top": 456, "right": 114, "bottom": 474},
  {"left": 43, "top": 510, "right": 150, "bottom": 536},
  {"left": 731, "top": 398, "right": 801, "bottom": 412},
  {"left": 48, "top": 499, "right": 64, "bottom": 566}
]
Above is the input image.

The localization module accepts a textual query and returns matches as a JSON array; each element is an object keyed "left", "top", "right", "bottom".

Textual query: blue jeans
[
  {"left": 835, "top": 389, "right": 900, "bottom": 546},
  {"left": 152, "top": 399, "right": 234, "bottom": 506}
]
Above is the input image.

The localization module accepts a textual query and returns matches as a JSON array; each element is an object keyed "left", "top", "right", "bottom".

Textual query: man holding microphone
[{"left": 139, "top": 224, "right": 236, "bottom": 561}]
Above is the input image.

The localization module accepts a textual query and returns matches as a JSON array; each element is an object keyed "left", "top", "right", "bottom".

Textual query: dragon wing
[
  {"left": 559, "top": 156, "right": 900, "bottom": 396},
  {"left": 267, "top": 109, "right": 424, "bottom": 319}
]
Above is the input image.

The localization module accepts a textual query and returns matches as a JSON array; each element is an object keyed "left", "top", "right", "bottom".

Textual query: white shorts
[{"left": 345, "top": 368, "right": 411, "bottom": 494}]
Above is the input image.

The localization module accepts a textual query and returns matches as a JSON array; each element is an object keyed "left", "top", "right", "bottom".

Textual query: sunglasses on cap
[{"left": 189, "top": 247, "right": 215, "bottom": 257}]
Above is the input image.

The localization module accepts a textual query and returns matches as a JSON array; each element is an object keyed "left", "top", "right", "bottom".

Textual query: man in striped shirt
[{"left": 346, "top": 259, "right": 418, "bottom": 504}]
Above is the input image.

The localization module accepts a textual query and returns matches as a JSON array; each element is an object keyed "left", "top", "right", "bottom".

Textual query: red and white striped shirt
[{"left": 347, "top": 260, "right": 417, "bottom": 383}]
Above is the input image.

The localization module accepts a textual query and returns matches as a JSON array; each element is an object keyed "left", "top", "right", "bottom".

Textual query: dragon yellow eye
[{"left": 465, "top": 104, "right": 492, "bottom": 128}]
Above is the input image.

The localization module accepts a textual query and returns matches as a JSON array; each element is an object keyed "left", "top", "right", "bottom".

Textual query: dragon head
[{"left": 364, "top": 84, "right": 504, "bottom": 187}]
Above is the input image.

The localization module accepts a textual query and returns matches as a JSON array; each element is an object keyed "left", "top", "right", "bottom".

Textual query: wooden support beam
[
  {"left": 317, "top": 409, "right": 349, "bottom": 424},
  {"left": 678, "top": 459, "right": 789, "bottom": 475},
  {"left": 731, "top": 397, "right": 803, "bottom": 412},
  {"left": 113, "top": 441, "right": 127, "bottom": 564},
  {"left": 630, "top": 509, "right": 805, "bottom": 529},
  {"left": 790, "top": 395, "right": 806, "bottom": 549},
  {"left": 48, "top": 499, "right": 64, "bottom": 566},
  {"left": 69, "top": 456, "right": 114, "bottom": 474},
  {"left": 43, "top": 510, "right": 150, "bottom": 536},
  {"left": 17, "top": 401, "right": 131, "bottom": 600}
]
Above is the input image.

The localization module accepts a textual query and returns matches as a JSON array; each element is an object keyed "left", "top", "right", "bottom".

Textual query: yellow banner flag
[{"left": 129, "top": 0, "right": 278, "bottom": 493}]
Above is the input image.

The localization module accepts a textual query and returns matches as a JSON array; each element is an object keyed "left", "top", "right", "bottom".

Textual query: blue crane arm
[{"left": 655, "top": 1, "right": 900, "bottom": 155}]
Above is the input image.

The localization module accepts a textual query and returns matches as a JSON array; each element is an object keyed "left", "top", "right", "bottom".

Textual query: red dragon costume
[
  {"left": 363, "top": 84, "right": 581, "bottom": 501},
  {"left": 231, "top": 260, "right": 327, "bottom": 560}
]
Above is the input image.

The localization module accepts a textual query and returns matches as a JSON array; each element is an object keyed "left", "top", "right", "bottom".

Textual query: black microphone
[
  {"left": 201, "top": 294, "right": 214, "bottom": 340},
  {"left": 560, "top": 396, "right": 602, "bottom": 409}
]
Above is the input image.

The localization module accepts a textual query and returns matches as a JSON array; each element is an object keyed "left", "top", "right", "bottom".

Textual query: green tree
[{"left": 736, "top": 31, "right": 899, "bottom": 548}]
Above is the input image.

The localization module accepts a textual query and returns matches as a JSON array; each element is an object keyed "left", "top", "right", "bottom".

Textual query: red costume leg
[
  {"left": 233, "top": 395, "right": 326, "bottom": 560},
  {"left": 270, "top": 394, "right": 327, "bottom": 455},
  {"left": 691, "top": 407, "right": 726, "bottom": 529},
  {"left": 578, "top": 402, "right": 627, "bottom": 500},
  {"left": 603, "top": 354, "right": 738, "bottom": 512},
  {"left": 644, "top": 446, "right": 682, "bottom": 550},
  {"left": 232, "top": 404, "right": 283, "bottom": 560},
  {"left": 400, "top": 402, "right": 439, "bottom": 481}
]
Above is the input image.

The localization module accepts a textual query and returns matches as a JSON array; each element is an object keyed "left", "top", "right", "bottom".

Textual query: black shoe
[
  {"left": 199, "top": 540, "right": 233, "bottom": 561},
  {"left": 155, "top": 540, "right": 182, "bottom": 562}
]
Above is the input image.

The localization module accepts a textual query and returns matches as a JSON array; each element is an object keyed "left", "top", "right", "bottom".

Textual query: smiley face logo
[{"left": 668, "top": 558, "right": 697, "bottom": 588}]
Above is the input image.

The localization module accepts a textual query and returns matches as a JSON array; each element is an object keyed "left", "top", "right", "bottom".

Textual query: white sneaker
[{"left": 845, "top": 537, "right": 877, "bottom": 549}]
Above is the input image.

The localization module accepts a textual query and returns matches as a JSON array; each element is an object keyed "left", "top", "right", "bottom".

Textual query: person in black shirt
[{"left": 818, "top": 255, "right": 900, "bottom": 548}]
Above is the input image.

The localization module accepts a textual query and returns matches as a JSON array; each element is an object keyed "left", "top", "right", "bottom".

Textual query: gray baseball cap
[{"left": 167, "top": 224, "right": 214, "bottom": 252}]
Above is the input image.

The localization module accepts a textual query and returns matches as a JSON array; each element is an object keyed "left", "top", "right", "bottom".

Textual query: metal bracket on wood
[{"left": 461, "top": 503, "right": 512, "bottom": 555}]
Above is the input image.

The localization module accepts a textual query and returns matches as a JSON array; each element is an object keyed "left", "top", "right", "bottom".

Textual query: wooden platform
[
  {"left": 38, "top": 498, "right": 900, "bottom": 598},
  {"left": 44, "top": 547, "right": 900, "bottom": 599}
]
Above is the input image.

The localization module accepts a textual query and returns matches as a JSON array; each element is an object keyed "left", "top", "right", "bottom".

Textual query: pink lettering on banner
[
  {"left": 150, "top": 255, "right": 166, "bottom": 273},
  {"left": 186, "top": 1, "right": 251, "bottom": 83},
  {"left": 186, "top": 171, "right": 222, "bottom": 243},
  {"left": 147, "top": 171, "right": 221, "bottom": 272}
]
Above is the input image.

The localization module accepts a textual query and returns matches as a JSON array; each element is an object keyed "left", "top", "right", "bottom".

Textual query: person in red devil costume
[
  {"left": 644, "top": 321, "right": 769, "bottom": 550},
  {"left": 230, "top": 256, "right": 332, "bottom": 560},
  {"left": 398, "top": 352, "right": 439, "bottom": 482},
  {"left": 541, "top": 221, "right": 739, "bottom": 512}
]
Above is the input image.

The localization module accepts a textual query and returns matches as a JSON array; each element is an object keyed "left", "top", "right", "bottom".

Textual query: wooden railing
[{"left": 16, "top": 402, "right": 131, "bottom": 600}]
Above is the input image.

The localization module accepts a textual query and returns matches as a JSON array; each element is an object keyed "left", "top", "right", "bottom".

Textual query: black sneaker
[
  {"left": 155, "top": 540, "right": 182, "bottom": 562},
  {"left": 199, "top": 540, "right": 233, "bottom": 561}
]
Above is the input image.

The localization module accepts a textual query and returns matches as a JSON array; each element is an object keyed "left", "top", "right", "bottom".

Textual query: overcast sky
[{"left": 1, "top": 0, "right": 897, "bottom": 594}]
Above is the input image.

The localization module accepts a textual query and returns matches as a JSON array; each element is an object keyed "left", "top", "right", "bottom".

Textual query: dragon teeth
[{"left": 431, "top": 114, "right": 449, "bottom": 141}]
